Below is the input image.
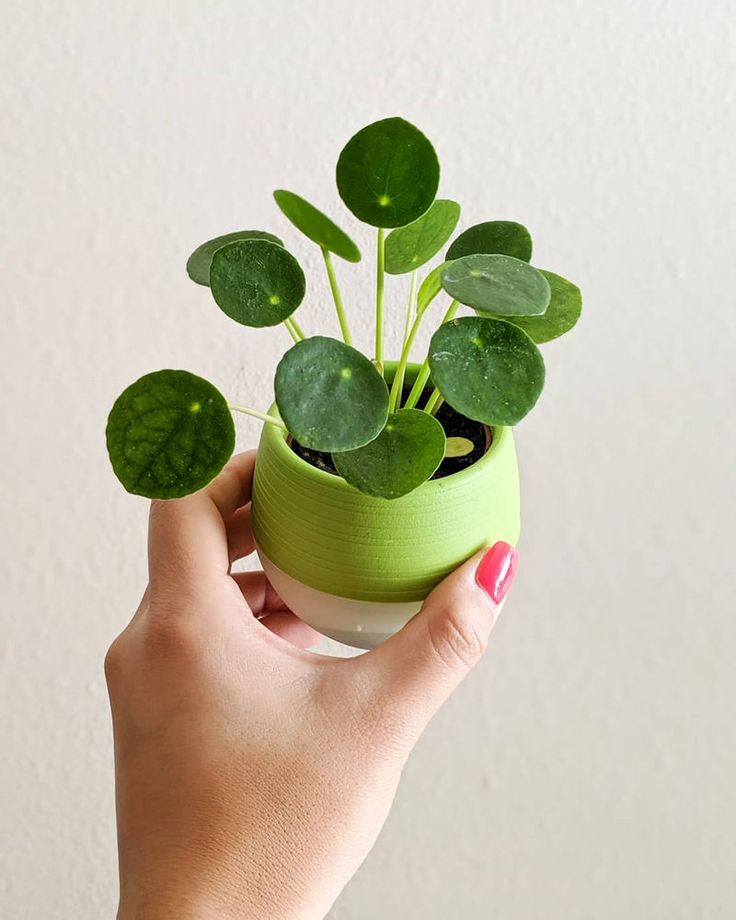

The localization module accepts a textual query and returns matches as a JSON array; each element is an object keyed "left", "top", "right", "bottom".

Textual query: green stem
[
  {"left": 389, "top": 312, "right": 423, "bottom": 414},
  {"left": 403, "top": 300, "right": 460, "bottom": 409},
  {"left": 228, "top": 403, "right": 287, "bottom": 429},
  {"left": 402, "top": 358, "right": 431, "bottom": 410},
  {"left": 283, "top": 317, "right": 304, "bottom": 342},
  {"left": 423, "top": 388, "right": 444, "bottom": 415},
  {"left": 375, "top": 228, "right": 385, "bottom": 370},
  {"left": 401, "top": 270, "right": 418, "bottom": 346},
  {"left": 289, "top": 316, "right": 306, "bottom": 339},
  {"left": 321, "top": 247, "right": 352, "bottom": 345},
  {"left": 387, "top": 271, "right": 419, "bottom": 413}
]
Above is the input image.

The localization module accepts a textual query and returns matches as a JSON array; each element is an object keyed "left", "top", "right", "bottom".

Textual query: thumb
[{"left": 363, "top": 541, "right": 518, "bottom": 730}]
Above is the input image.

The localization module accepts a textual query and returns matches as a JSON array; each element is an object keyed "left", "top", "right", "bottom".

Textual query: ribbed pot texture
[{"left": 251, "top": 363, "right": 521, "bottom": 604}]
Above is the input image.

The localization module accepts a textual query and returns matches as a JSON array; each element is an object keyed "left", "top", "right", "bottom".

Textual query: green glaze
[{"left": 252, "top": 363, "right": 520, "bottom": 603}]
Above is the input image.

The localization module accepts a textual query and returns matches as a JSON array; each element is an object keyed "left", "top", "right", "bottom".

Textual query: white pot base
[{"left": 257, "top": 548, "right": 422, "bottom": 650}]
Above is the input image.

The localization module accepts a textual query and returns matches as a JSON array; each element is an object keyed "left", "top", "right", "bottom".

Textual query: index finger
[{"left": 147, "top": 450, "right": 257, "bottom": 585}]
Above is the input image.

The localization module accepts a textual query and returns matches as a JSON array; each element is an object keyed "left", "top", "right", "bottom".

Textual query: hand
[{"left": 105, "top": 451, "right": 518, "bottom": 920}]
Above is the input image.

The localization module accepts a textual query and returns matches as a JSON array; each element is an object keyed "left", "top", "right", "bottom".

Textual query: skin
[{"left": 105, "top": 451, "right": 515, "bottom": 919}]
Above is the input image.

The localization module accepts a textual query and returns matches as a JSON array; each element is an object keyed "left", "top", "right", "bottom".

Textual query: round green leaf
[
  {"left": 505, "top": 270, "right": 582, "bottom": 343},
  {"left": 336, "top": 117, "right": 440, "bottom": 228},
  {"left": 332, "top": 409, "right": 446, "bottom": 500},
  {"left": 106, "top": 370, "right": 235, "bottom": 499},
  {"left": 186, "top": 230, "right": 284, "bottom": 286},
  {"left": 429, "top": 316, "right": 545, "bottom": 426},
  {"left": 209, "top": 239, "right": 305, "bottom": 327},
  {"left": 275, "top": 336, "right": 389, "bottom": 451},
  {"left": 442, "top": 254, "right": 550, "bottom": 316},
  {"left": 446, "top": 221, "right": 532, "bottom": 262},
  {"left": 384, "top": 199, "right": 461, "bottom": 274},
  {"left": 416, "top": 261, "right": 450, "bottom": 315},
  {"left": 273, "top": 189, "right": 361, "bottom": 262}
]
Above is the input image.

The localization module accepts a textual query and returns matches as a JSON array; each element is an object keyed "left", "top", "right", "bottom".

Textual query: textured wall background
[{"left": 2, "top": 1, "right": 735, "bottom": 917}]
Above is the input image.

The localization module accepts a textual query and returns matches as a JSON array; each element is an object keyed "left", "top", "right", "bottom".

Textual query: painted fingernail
[{"left": 475, "top": 541, "right": 518, "bottom": 606}]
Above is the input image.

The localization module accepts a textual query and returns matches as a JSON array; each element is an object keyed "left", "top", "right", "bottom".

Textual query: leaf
[
  {"left": 446, "top": 221, "right": 532, "bottom": 262},
  {"left": 504, "top": 270, "right": 582, "bottom": 343},
  {"left": 209, "top": 239, "right": 305, "bottom": 327},
  {"left": 332, "top": 409, "right": 446, "bottom": 499},
  {"left": 186, "top": 230, "right": 283, "bottom": 286},
  {"left": 273, "top": 189, "right": 361, "bottom": 262},
  {"left": 429, "top": 316, "right": 545, "bottom": 426},
  {"left": 442, "top": 254, "right": 550, "bottom": 316},
  {"left": 275, "top": 336, "right": 389, "bottom": 451},
  {"left": 384, "top": 199, "right": 461, "bottom": 274},
  {"left": 105, "top": 370, "right": 235, "bottom": 499},
  {"left": 336, "top": 117, "right": 440, "bottom": 228},
  {"left": 416, "top": 261, "right": 450, "bottom": 315}
]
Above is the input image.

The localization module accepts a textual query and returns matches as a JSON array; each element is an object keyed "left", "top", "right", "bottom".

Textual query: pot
[{"left": 252, "top": 362, "right": 520, "bottom": 649}]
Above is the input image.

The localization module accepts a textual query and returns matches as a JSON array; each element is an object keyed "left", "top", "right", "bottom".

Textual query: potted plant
[{"left": 106, "top": 116, "right": 582, "bottom": 649}]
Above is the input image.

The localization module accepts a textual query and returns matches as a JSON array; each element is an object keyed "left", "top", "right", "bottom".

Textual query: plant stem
[
  {"left": 375, "top": 228, "right": 385, "bottom": 370},
  {"left": 321, "top": 246, "right": 352, "bottom": 346},
  {"left": 283, "top": 317, "right": 304, "bottom": 343},
  {"left": 402, "top": 358, "right": 431, "bottom": 410},
  {"left": 289, "top": 316, "right": 306, "bottom": 339},
  {"left": 388, "top": 312, "right": 423, "bottom": 414},
  {"left": 423, "top": 389, "right": 444, "bottom": 415},
  {"left": 228, "top": 403, "right": 287, "bottom": 429},
  {"left": 403, "top": 300, "right": 460, "bottom": 409},
  {"left": 387, "top": 271, "right": 419, "bottom": 413},
  {"left": 401, "top": 269, "right": 418, "bottom": 346}
]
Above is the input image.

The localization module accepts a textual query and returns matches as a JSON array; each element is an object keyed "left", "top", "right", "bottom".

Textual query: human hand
[{"left": 105, "top": 451, "right": 518, "bottom": 919}]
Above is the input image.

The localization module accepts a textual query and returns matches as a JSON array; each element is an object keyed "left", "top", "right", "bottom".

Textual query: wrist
[{"left": 117, "top": 890, "right": 318, "bottom": 920}]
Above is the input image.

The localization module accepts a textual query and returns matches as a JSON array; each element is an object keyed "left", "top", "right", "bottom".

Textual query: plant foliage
[{"left": 106, "top": 117, "right": 581, "bottom": 501}]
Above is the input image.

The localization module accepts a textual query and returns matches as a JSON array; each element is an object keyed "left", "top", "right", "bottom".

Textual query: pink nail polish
[{"left": 475, "top": 541, "right": 518, "bottom": 606}]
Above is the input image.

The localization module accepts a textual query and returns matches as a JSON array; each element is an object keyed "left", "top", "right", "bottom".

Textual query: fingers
[
  {"left": 226, "top": 505, "right": 256, "bottom": 563},
  {"left": 205, "top": 451, "right": 257, "bottom": 518},
  {"left": 231, "top": 571, "right": 320, "bottom": 648},
  {"left": 147, "top": 451, "right": 256, "bottom": 585},
  {"left": 259, "top": 611, "right": 320, "bottom": 649},
  {"left": 361, "top": 541, "right": 518, "bottom": 733},
  {"left": 230, "top": 570, "right": 285, "bottom": 616}
]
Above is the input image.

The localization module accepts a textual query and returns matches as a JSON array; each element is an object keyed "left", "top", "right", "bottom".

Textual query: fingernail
[{"left": 475, "top": 541, "right": 518, "bottom": 606}]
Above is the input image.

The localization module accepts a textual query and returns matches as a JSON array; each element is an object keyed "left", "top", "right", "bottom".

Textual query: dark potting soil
[{"left": 289, "top": 386, "right": 492, "bottom": 481}]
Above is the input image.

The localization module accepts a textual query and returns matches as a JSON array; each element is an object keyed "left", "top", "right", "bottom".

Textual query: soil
[{"left": 289, "top": 385, "right": 492, "bottom": 480}]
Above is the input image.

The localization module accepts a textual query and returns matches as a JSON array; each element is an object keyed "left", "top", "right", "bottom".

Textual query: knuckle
[
  {"left": 426, "top": 607, "right": 487, "bottom": 673},
  {"left": 103, "top": 635, "right": 126, "bottom": 684}
]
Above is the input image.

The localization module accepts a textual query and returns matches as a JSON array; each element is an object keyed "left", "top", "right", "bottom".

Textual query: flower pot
[{"left": 252, "top": 362, "right": 520, "bottom": 649}]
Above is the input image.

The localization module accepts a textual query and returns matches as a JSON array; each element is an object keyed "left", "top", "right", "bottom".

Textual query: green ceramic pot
[{"left": 252, "top": 362, "right": 520, "bottom": 648}]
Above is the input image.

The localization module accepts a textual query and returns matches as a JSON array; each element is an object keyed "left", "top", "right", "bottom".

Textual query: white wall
[{"left": 2, "top": 1, "right": 735, "bottom": 917}]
